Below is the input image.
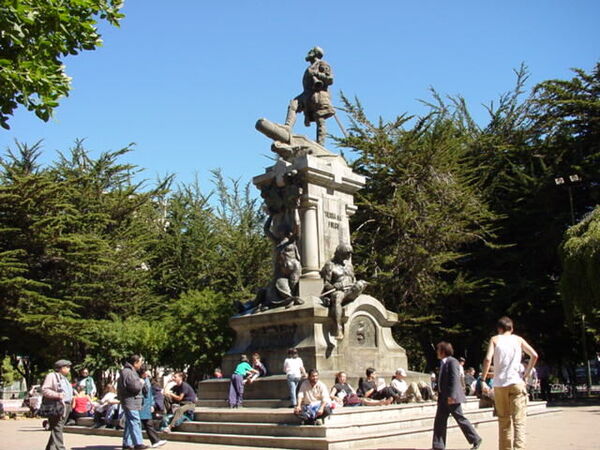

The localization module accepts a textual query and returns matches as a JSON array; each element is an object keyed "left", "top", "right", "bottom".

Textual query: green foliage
[
  {"left": 0, "top": 356, "right": 19, "bottom": 386},
  {"left": 337, "top": 95, "right": 497, "bottom": 368},
  {"left": 81, "top": 316, "right": 169, "bottom": 374},
  {"left": 0, "top": 140, "right": 170, "bottom": 379},
  {"left": 0, "top": 141, "right": 269, "bottom": 386},
  {"left": 0, "top": 0, "right": 124, "bottom": 129},
  {"left": 162, "top": 289, "right": 234, "bottom": 384},
  {"left": 560, "top": 207, "right": 600, "bottom": 341},
  {"left": 149, "top": 170, "right": 270, "bottom": 301}
]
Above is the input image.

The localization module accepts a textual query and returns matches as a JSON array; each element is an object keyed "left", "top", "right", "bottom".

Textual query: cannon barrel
[{"left": 255, "top": 118, "right": 291, "bottom": 143}]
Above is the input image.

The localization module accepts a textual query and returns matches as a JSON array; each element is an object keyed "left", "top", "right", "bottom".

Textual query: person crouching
[{"left": 228, "top": 355, "right": 258, "bottom": 408}]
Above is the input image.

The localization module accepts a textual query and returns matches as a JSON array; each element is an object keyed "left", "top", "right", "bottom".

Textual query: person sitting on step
[
  {"left": 357, "top": 368, "right": 398, "bottom": 403},
  {"left": 390, "top": 368, "right": 425, "bottom": 403},
  {"left": 295, "top": 369, "right": 333, "bottom": 425},
  {"left": 162, "top": 372, "right": 197, "bottom": 433},
  {"left": 330, "top": 371, "right": 392, "bottom": 407}
]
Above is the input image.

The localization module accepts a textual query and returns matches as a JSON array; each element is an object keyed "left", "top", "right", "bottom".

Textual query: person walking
[
  {"left": 139, "top": 366, "right": 167, "bottom": 448},
  {"left": 432, "top": 342, "right": 482, "bottom": 450},
  {"left": 117, "top": 354, "right": 148, "bottom": 450},
  {"left": 42, "top": 359, "right": 74, "bottom": 450},
  {"left": 482, "top": 316, "right": 538, "bottom": 450}
]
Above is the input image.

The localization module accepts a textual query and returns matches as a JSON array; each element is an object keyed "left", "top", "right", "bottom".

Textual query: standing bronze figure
[{"left": 285, "top": 46, "right": 335, "bottom": 146}]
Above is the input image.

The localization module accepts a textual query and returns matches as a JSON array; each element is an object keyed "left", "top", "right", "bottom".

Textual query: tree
[
  {"left": 0, "top": 141, "right": 169, "bottom": 385},
  {"left": 559, "top": 207, "right": 600, "bottom": 342},
  {"left": 0, "top": 0, "right": 124, "bottom": 129},
  {"left": 337, "top": 95, "right": 496, "bottom": 369},
  {"left": 161, "top": 289, "right": 234, "bottom": 386}
]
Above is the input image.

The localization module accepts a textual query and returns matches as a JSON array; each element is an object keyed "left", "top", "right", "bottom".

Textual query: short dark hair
[
  {"left": 139, "top": 365, "right": 148, "bottom": 376},
  {"left": 240, "top": 354, "right": 249, "bottom": 363},
  {"left": 127, "top": 354, "right": 141, "bottom": 365},
  {"left": 366, "top": 367, "right": 376, "bottom": 377},
  {"left": 497, "top": 316, "right": 514, "bottom": 332},
  {"left": 307, "top": 368, "right": 318, "bottom": 376},
  {"left": 174, "top": 371, "right": 187, "bottom": 381},
  {"left": 287, "top": 348, "right": 298, "bottom": 357},
  {"left": 436, "top": 341, "right": 454, "bottom": 357}
]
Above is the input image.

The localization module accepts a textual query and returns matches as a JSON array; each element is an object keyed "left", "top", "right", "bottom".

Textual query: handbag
[{"left": 39, "top": 373, "right": 66, "bottom": 418}]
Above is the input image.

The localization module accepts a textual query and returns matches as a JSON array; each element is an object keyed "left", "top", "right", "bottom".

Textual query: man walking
[
  {"left": 432, "top": 342, "right": 482, "bottom": 450},
  {"left": 117, "top": 354, "right": 147, "bottom": 450},
  {"left": 482, "top": 316, "right": 538, "bottom": 450}
]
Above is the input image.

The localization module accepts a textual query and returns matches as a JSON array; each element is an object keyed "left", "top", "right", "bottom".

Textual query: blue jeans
[
  {"left": 287, "top": 374, "right": 301, "bottom": 406},
  {"left": 122, "top": 407, "right": 143, "bottom": 447}
]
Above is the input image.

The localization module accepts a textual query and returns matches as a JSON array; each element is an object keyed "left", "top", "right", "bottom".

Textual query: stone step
[
  {"left": 65, "top": 401, "right": 556, "bottom": 450},
  {"left": 192, "top": 398, "right": 481, "bottom": 424},
  {"left": 178, "top": 408, "right": 498, "bottom": 438},
  {"left": 197, "top": 398, "right": 292, "bottom": 408}
]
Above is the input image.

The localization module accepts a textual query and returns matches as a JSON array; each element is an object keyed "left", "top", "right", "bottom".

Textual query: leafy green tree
[
  {"left": 560, "top": 207, "right": 600, "bottom": 342},
  {"left": 149, "top": 170, "right": 270, "bottom": 302},
  {"left": 444, "top": 63, "right": 599, "bottom": 370},
  {"left": 161, "top": 289, "right": 234, "bottom": 385},
  {"left": 337, "top": 95, "right": 496, "bottom": 369},
  {"left": 80, "top": 316, "right": 168, "bottom": 385},
  {"left": 0, "top": 356, "right": 19, "bottom": 386},
  {"left": 0, "top": 0, "right": 124, "bottom": 129},
  {"left": 0, "top": 141, "right": 169, "bottom": 385}
]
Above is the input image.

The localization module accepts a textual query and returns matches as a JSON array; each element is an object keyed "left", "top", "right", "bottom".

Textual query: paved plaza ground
[{"left": 1, "top": 404, "right": 598, "bottom": 450}]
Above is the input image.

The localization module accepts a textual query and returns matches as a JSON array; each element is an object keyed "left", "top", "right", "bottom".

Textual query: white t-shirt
[
  {"left": 493, "top": 334, "right": 523, "bottom": 387},
  {"left": 391, "top": 378, "right": 408, "bottom": 395},
  {"left": 283, "top": 357, "right": 304, "bottom": 377}
]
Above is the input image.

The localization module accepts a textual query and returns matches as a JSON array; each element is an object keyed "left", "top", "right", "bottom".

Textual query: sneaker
[
  {"left": 162, "top": 426, "right": 171, "bottom": 433},
  {"left": 315, "top": 418, "right": 323, "bottom": 425},
  {"left": 471, "top": 439, "right": 483, "bottom": 449},
  {"left": 152, "top": 441, "right": 167, "bottom": 448}
]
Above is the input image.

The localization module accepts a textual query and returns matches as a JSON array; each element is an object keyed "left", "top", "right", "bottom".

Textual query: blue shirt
[{"left": 59, "top": 375, "right": 73, "bottom": 403}]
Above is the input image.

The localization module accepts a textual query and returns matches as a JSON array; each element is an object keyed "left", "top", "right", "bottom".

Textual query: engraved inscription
[{"left": 250, "top": 324, "right": 297, "bottom": 349}]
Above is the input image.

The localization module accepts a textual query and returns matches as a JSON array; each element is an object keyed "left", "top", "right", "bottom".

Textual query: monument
[{"left": 214, "top": 47, "right": 409, "bottom": 386}]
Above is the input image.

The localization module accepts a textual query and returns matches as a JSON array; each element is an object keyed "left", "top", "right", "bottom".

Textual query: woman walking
[{"left": 139, "top": 366, "right": 167, "bottom": 448}]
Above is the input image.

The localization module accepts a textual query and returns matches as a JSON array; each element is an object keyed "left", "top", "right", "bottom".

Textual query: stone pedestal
[{"left": 221, "top": 295, "right": 407, "bottom": 381}]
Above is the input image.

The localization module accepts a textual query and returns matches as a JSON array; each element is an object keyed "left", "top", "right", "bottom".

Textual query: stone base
[
  {"left": 220, "top": 294, "right": 408, "bottom": 381},
  {"left": 66, "top": 400, "right": 557, "bottom": 449}
]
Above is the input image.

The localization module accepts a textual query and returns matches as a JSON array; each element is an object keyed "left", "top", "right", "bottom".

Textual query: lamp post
[{"left": 554, "top": 173, "right": 592, "bottom": 396}]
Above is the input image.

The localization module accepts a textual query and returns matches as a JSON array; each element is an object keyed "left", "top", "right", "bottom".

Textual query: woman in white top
[{"left": 283, "top": 348, "right": 306, "bottom": 407}]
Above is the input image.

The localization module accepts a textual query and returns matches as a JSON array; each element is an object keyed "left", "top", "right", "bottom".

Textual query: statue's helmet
[
  {"left": 305, "top": 46, "right": 324, "bottom": 61},
  {"left": 334, "top": 243, "right": 353, "bottom": 260}
]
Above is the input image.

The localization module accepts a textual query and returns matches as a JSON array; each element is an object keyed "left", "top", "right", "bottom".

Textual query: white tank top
[{"left": 492, "top": 334, "right": 523, "bottom": 387}]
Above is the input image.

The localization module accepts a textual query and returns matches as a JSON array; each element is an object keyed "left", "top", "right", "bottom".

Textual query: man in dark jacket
[
  {"left": 117, "top": 355, "right": 147, "bottom": 450},
  {"left": 432, "top": 342, "right": 482, "bottom": 450}
]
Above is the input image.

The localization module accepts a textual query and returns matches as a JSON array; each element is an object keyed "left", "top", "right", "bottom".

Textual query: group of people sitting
[{"left": 227, "top": 347, "right": 437, "bottom": 425}]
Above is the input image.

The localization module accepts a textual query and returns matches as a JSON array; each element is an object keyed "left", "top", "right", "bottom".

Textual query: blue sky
[{"left": 1, "top": 0, "right": 599, "bottom": 190}]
